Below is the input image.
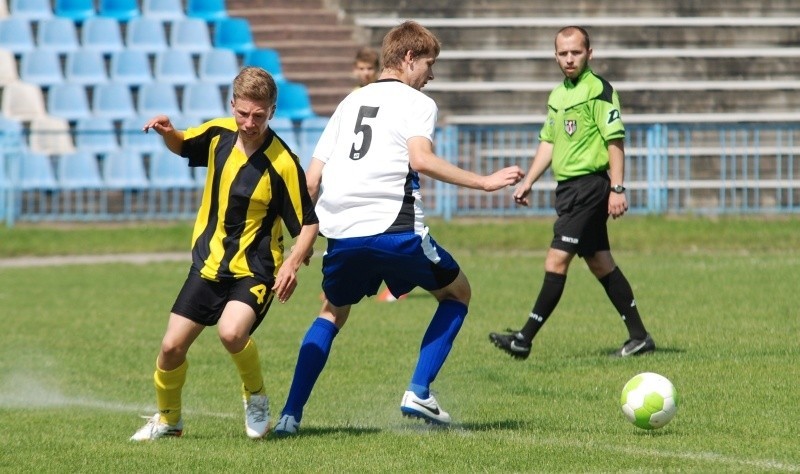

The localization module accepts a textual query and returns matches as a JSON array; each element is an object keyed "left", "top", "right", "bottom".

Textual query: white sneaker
[
  {"left": 274, "top": 414, "right": 299, "bottom": 436},
  {"left": 243, "top": 394, "right": 270, "bottom": 439},
  {"left": 400, "top": 390, "right": 451, "bottom": 425},
  {"left": 130, "top": 413, "right": 183, "bottom": 441}
]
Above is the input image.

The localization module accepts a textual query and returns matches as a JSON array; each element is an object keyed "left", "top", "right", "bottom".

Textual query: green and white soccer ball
[{"left": 620, "top": 372, "right": 678, "bottom": 430}]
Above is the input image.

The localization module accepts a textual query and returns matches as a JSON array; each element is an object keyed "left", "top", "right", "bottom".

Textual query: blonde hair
[{"left": 232, "top": 66, "right": 278, "bottom": 106}]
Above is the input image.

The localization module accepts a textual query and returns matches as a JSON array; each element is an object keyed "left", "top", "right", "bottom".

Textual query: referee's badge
[{"left": 564, "top": 120, "right": 577, "bottom": 136}]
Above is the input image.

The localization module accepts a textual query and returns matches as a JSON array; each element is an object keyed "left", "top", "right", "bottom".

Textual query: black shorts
[
  {"left": 171, "top": 271, "right": 274, "bottom": 334},
  {"left": 551, "top": 172, "right": 611, "bottom": 258}
]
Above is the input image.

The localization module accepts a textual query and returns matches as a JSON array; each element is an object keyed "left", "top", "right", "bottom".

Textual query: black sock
[
  {"left": 599, "top": 267, "right": 648, "bottom": 340},
  {"left": 520, "top": 272, "right": 566, "bottom": 342}
]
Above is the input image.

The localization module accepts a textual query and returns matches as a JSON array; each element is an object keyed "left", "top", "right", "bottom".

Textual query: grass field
[{"left": 1, "top": 216, "right": 798, "bottom": 473}]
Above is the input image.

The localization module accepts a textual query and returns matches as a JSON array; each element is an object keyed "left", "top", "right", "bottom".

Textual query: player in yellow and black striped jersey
[{"left": 130, "top": 67, "right": 319, "bottom": 441}]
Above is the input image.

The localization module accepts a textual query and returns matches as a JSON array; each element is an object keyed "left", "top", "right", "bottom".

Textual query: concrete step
[
  {"left": 229, "top": 7, "right": 342, "bottom": 26},
  {"left": 252, "top": 24, "right": 356, "bottom": 43}
]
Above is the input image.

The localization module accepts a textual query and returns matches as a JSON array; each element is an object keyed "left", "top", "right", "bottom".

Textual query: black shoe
[
  {"left": 488, "top": 330, "right": 531, "bottom": 360},
  {"left": 615, "top": 333, "right": 656, "bottom": 357}
]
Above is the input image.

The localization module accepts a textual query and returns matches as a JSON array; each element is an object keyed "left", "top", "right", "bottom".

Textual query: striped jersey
[
  {"left": 312, "top": 79, "right": 436, "bottom": 239},
  {"left": 539, "top": 68, "right": 626, "bottom": 181},
  {"left": 181, "top": 117, "right": 318, "bottom": 282}
]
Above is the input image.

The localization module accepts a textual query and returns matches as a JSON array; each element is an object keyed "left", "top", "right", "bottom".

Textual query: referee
[{"left": 489, "top": 26, "right": 655, "bottom": 359}]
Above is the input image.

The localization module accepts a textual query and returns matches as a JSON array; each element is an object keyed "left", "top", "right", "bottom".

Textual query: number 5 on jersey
[{"left": 350, "top": 106, "right": 379, "bottom": 160}]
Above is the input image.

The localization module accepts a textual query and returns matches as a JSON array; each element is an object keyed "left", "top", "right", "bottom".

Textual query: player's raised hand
[
  {"left": 142, "top": 115, "right": 174, "bottom": 135},
  {"left": 483, "top": 165, "right": 525, "bottom": 192}
]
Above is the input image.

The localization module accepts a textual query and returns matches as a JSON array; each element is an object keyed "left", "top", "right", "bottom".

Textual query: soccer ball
[{"left": 620, "top": 372, "right": 678, "bottom": 430}]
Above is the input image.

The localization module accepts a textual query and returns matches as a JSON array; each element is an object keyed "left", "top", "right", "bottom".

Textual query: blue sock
[
  {"left": 281, "top": 317, "right": 338, "bottom": 422},
  {"left": 409, "top": 299, "right": 468, "bottom": 399}
]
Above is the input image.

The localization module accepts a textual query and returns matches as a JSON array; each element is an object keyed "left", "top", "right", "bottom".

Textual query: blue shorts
[{"left": 321, "top": 230, "right": 461, "bottom": 306}]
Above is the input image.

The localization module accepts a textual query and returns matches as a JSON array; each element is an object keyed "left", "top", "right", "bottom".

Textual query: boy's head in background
[{"left": 353, "top": 47, "right": 380, "bottom": 88}]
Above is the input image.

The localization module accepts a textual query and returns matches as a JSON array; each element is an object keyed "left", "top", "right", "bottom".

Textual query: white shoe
[
  {"left": 130, "top": 413, "right": 183, "bottom": 441},
  {"left": 274, "top": 414, "right": 299, "bottom": 436},
  {"left": 400, "top": 390, "right": 451, "bottom": 425},
  {"left": 243, "top": 394, "right": 270, "bottom": 439}
]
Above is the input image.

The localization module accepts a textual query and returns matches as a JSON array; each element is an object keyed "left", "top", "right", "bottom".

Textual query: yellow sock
[
  {"left": 154, "top": 359, "right": 187, "bottom": 426},
  {"left": 230, "top": 338, "right": 265, "bottom": 396}
]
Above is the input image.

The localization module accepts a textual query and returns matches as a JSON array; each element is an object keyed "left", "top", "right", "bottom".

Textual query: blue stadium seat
[
  {"left": 91, "top": 82, "right": 136, "bottom": 120},
  {"left": 141, "top": 0, "right": 184, "bottom": 23},
  {"left": 65, "top": 50, "right": 108, "bottom": 86},
  {"left": 149, "top": 149, "right": 195, "bottom": 189},
  {"left": 109, "top": 49, "right": 153, "bottom": 86},
  {"left": 80, "top": 17, "right": 124, "bottom": 55},
  {"left": 153, "top": 50, "right": 197, "bottom": 86},
  {"left": 97, "top": 0, "right": 138, "bottom": 22},
  {"left": 136, "top": 83, "right": 181, "bottom": 117},
  {"left": 298, "top": 115, "right": 329, "bottom": 169},
  {"left": 182, "top": 82, "right": 226, "bottom": 121},
  {"left": 36, "top": 17, "right": 80, "bottom": 54},
  {"left": 125, "top": 16, "right": 167, "bottom": 54},
  {"left": 1, "top": 80, "right": 47, "bottom": 120},
  {"left": 243, "top": 48, "right": 285, "bottom": 82},
  {"left": 119, "top": 115, "right": 166, "bottom": 154},
  {"left": 186, "top": 0, "right": 228, "bottom": 22},
  {"left": 46, "top": 83, "right": 92, "bottom": 120},
  {"left": 269, "top": 116, "right": 300, "bottom": 152},
  {"left": 57, "top": 150, "right": 104, "bottom": 189},
  {"left": 0, "top": 17, "right": 36, "bottom": 55},
  {"left": 198, "top": 48, "right": 238, "bottom": 86},
  {"left": 74, "top": 117, "right": 119, "bottom": 155},
  {"left": 9, "top": 0, "right": 53, "bottom": 21},
  {"left": 102, "top": 149, "right": 149, "bottom": 189},
  {"left": 19, "top": 49, "right": 64, "bottom": 87},
  {"left": 193, "top": 164, "right": 207, "bottom": 188},
  {"left": 53, "top": 0, "right": 95, "bottom": 23},
  {"left": 19, "top": 151, "right": 58, "bottom": 190},
  {"left": 275, "top": 81, "right": 315, "bottom": 121},
  {"left": 169, "top": 17, "right": 212, "bottom": 55},
  {"left": 213, "top": 17, "right": 254, "bottom": 55}
]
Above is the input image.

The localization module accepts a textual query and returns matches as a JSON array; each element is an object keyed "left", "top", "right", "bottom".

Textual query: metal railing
[{"left": 2, "top": 122, "right": 799, "bottom": 226}]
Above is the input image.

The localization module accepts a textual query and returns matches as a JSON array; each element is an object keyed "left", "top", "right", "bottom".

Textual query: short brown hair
[
  {"left": 381, "top": 20, "right": 441, "bottom": 71},
  {"left": 354, "top": 46, "right": 379, "bottom": 68},
  {"left": 232, "top": 66, "right": 277, "bottom": 106},
  {"left": 556, "top": 26, "right": 591, "bottom": 50}
]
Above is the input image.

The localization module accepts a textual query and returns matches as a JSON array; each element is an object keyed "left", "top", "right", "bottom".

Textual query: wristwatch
[{"left": 611, "top": 184, "right": 626, "bottom": 194}]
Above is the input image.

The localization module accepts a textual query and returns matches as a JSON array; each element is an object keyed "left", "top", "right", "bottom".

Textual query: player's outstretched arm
[
  {"left": 142, "top": 115, "right": 184, "bottom": 155},
  {"left": 408, "top": 137, "right": 523, "bottom": 191},
  {"left": 273, "top": 222, "right": 319, "bottom": 303}
]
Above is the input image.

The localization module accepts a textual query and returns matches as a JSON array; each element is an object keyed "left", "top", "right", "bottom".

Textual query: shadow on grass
[{"left": 267, "top": 425, "right": 382, "bottom": 440}]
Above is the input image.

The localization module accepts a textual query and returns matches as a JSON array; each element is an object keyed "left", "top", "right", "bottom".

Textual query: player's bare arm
[
  {"left": 408, "top": 136, "right": 523, "bottom": 191},
  {"left": 273, "top": 223, "right": 319, "bottom": 303},
  {"left": 607, "top": 139, "right": 627, "bottom": 219},
  {"left": 142, "top": 114, "right": 184, "bottom": 155},
  {"left": 513, "top": 141, "right": 554, "bottom": 206}
]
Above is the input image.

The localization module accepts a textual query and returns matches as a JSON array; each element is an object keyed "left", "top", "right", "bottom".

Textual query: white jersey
[{"left": 313, "top": 80, "right": 437, "bottom": 239}]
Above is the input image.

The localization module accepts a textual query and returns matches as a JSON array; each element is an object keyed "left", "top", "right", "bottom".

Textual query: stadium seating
[
  {"left": 136, "top": 82, "right": 181, "bottom": 117},
  {"left": 9, "top": 0, "right": 53, "bottom": 21},
  {"left": 169, "top": 17, "right": 212, "bottom": 54},
  {"left": 46, "top": 83, "right": 92, "bottom": 121},
  {"left": 80, "top": 16, "right": 124, "bottom": 55},
  {"left": 97, "top": 0, "right": 138, "bottom": 22},
  {"left": 28, "top": 115, "right": 76, "bottom": 154},
  {"left": 275, "top": 81, "right": 315, "bottom": 121},
  {"left": 0, "top": 0, "right": 8, "bottom": 18},
  {"left": 35, "top": 17, "right": 80, "bottom": 54},
  {"left": 91, "top": 82, "right": 136, "bottom": 120},
  {"left": 19, "top": 150, "right": 58, "bottom": 190},
  {"left": 74, "top": 117, "right": 119, "bottom": 155},
  {"left": 19, "top": 49, "right": 64, "bottom": 87},
  {"left": 0, "top": 17, "right": 35, "bottom": 55},
  {"left": 53, "top": 0, "right": 95, "bottom": 23},
  {"left": 109, "top": 49, "right": 153, "bottom": 86},
  {"left": 149, "top": 149, "right": 195, "bottom": 189},
  {"left": 102, "top": 149, "right": 149, "bottom": 189},
  {"left": 119, "top": 115, "right": 165, "bottom": 154},
  {"left": 57, "top": 150, "right": 104, "bottom": 189},
  {"left": 186, "top": 0, "right": 227, "bottom": 22},
  {"left": 64, "top": 50, "right": 108, "bottom": 86},
  {"left": 153, "top": 50, "right": 197, "bottom": 86},
  {"left": 298, "top": 115, "right": 329, "bottom": 168},
  {"left": 1, "top": 80, "right": 47, "bottom": 120},
  {"left": 141, "top": 0, "right": 184, "bottom": 23},
  {"left": 124, "top": 16, "right": 167, "bottom": 54},
  {"left": 182, "top": 82, "right": 226, "bottom": 120},
  {"left": 213, "top": 17, "right": 254, "bottom": 54},
  {"left": 198, "top": 48, "right": 239, "bottom": 86},
  {"left": 243, "top": 48, "right": 285, "bottom": 82},
  {"left": 0, "top": 48, "right": 20, "bottom": 85}
]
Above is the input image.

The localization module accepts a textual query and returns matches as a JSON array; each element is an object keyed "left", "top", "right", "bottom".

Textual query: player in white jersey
[{"left": 274, "top": 20, "right": 524, "bottom": 434}]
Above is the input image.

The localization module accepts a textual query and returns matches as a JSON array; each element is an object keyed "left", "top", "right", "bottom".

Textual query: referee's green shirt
[{"left": 539, "top": 68, "right": 625, "bottom": 182}]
